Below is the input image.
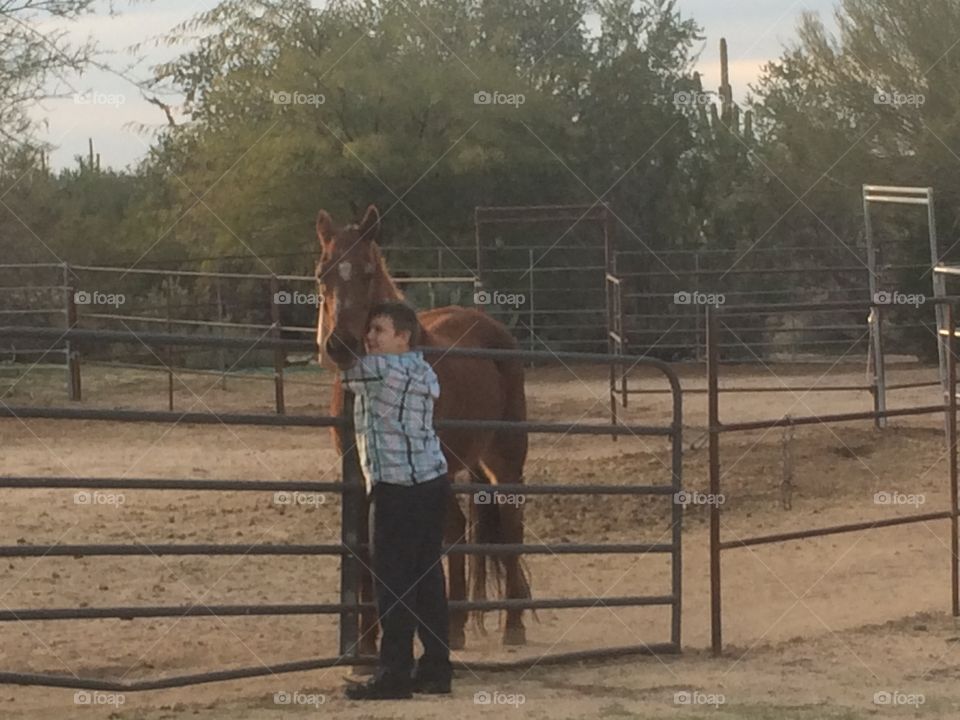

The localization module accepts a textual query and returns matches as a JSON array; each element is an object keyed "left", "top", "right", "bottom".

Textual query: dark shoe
[
  {"left": 345, "top": 673, "right": 413, "bottom": 700},
  {"left": 411, "top": 664, "right": 452, "bottom": 694},
  {"left": 412, "top": 674, "right": 451, "bottom": 694}
]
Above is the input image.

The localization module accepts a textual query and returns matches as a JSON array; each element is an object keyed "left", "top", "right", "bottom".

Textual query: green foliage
[{"left": 11, "top": 0, "right": 960, "bottom": 358}]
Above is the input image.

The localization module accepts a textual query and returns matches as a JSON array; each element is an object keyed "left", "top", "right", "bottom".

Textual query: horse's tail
[
  {"left": 469, "top": 482, "right": 502, "bottom": 633},
  {"left": 468, "top": 467, "right": 534, "bottom": 633}
]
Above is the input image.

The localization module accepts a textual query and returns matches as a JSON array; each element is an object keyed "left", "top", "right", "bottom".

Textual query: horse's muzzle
[{"left": 325, "top": 332, "right": 361, "bottom": 368}]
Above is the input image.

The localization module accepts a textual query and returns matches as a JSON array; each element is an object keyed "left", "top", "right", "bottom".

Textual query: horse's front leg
[
  {"left": 357, "top": 495, "right": 379, "bottom": 660},
  {"left": 444, "top": 492, "right": 467, "bottom": 650}
]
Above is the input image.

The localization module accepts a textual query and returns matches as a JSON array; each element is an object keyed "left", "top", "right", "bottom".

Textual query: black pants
[{"left": 369, "top": 475, "right": 452, "bottom": 680}]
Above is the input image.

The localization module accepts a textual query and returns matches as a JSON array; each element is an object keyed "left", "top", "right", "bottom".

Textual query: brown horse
[{"left": 315, "top": 203, "right": 531, "bottom": 653}]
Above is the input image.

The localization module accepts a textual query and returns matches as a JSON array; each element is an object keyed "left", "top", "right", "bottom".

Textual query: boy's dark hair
[{"left": 368, "top": 301, "right": 421, "bottom": 346}]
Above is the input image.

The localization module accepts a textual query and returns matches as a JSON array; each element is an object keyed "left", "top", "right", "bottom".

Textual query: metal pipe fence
[
  {"left": 0, "top": 324, "right": 684, "bottom": 689},
  {"left": 704, "top": 301, "right": 960, "bottom": 655}
]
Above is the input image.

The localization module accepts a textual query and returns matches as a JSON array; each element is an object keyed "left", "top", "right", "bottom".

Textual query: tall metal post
[
  {"left": 269, "top": 277, "right": 286, "bottom": 415},
  {"left": 928, "top": 188, "right": 947, "bottom": 402},
  {"left": 948, "top": 304, "right": 959, "bottom": 617},
  {"left": 528, "top": 248, "right": 535, "bottom": 352},
  {"left": 474, "top": 208, "right": 484, "bottom": 302},
  {"left": 166, "top": 277, "right": 174, "bottom": 411},
  {"left": 707, "top": 304, "right": 722, "bottom": 655},
  {"left": 863, "top": 188, "right": 886, "bottom": 427},
  {"left": 215, "top": 264, "right": 226, "bottom": 390},
  {"left": 62, "top": 263, "right": 81, "bottom": 401},
  {"left": 670, "top": 371, "right": 684, "bottom": 649},
  {"left": 694, "top": 252, "right": 704, "bottom": 362}
]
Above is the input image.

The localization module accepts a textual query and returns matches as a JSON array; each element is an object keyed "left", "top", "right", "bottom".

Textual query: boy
[{"left": 341, "top": 301, "right": 454, "bottom": 701}]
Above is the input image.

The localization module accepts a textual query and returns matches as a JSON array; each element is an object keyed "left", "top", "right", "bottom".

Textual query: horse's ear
[
  {"left": 349, "top": 200, "right": 361, "bottom": 221},
  {"left": 358, "top": 204, "right": 381, "bottom": 244},
  {"left": 316, "top": 210, "right": 333, "bottom": 246}
]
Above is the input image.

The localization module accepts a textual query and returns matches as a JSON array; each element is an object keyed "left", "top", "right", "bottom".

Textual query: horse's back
[
  {"left": 418, "top": 306, "right": 527, "bottom": 473},
  {"left": 419, "top": 306, "right": 519, "bottom": 351}
]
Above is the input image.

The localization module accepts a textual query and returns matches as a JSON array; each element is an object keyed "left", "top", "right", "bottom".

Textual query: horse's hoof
[
  {"left": 502, "top": 626, "right": 526, "bottom": 646},
  {"left": 449, "top": 630, "right": 466, "bottom": 650}
]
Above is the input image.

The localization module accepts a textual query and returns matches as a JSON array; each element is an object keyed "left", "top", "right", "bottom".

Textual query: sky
[{"left": 31, "top": 0, "right": 840, "bottom": 171}]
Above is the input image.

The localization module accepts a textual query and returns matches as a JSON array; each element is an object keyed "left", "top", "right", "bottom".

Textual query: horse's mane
[
  {"left": 369, "top": 241, "right": 437, "bottom": 345},
  {"left": 370, "top": 241, "right": 404, "bottom": 302}
]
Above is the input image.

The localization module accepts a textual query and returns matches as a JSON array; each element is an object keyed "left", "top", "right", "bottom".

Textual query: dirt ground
[{"left": 2, "top": 358, "right": 960, "bottom": 718}]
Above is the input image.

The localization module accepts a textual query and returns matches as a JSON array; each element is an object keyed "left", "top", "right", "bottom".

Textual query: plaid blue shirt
[{"left": 342, "top": 352, "right": 448, "bottom": 493}]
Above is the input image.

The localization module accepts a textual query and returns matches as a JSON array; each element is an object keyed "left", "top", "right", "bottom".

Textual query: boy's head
[{"left": 365, "top": 302, "right": 420, "bottom": 355}]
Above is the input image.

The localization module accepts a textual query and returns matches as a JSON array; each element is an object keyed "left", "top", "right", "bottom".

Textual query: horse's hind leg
[
  {"left": 479, "top": 454, "right": 530, "bottom": 647},
  {"left": 444, "top": 491, "right": 467, "bottom": 650},
  {"left": 498, "top": 501, "right": 528, "bottom": 646}
]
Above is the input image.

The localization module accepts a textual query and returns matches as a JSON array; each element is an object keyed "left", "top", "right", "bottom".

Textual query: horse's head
[{"left": 315, "top": 203, "right": 387, "bottom": 369}]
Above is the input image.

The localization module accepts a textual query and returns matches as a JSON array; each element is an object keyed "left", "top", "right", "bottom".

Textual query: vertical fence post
[
  {"left": 872, "top": 304, "right": 887, "bottom": 429},
  {"left": 166, "top": 276, "right": 174, "bottom": 412},
  {"left": 474, "top": 208, "right": 483, "bottom": 305},
  {"left": 269, "top": 277, "right": 285, "bottom": 415},
  {"left": 339, "top": 390, "right": 363, "bottom": 658},
  {"left": 62, "top": 263, "right": 81, "bottom": 402},
  {"left": 707, "top": 304, "right": 723, "bottom": 656},
  {"left": 670, "top": 369, "right": 684, "bottom": 650},
  {"left": 528, "top": 248, "right": 535, "bottom": 353},
  {"left": 948, "top": 304, "right": 959, "bottom": 617},
  {"left": 215, "top": 264, "right": 226, "bottom": 390},
  {"left": 617, "top": 280, "right": 627, "bottom": 409},
  {"left": 606, "top": 276, "right": 618, "bottom": 442},
  {"left": 695, "top": 252, "right": 704, "bottom": 362}
]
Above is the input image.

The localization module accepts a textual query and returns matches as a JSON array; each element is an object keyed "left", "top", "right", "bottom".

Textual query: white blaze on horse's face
[{"left": 338, "top": 262, "right": 352, "bottom": 282}]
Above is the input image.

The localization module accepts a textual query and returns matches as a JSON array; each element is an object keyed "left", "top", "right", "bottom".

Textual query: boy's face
[{"left": 365, "top": 315, "right": 411, "bottom": 355}]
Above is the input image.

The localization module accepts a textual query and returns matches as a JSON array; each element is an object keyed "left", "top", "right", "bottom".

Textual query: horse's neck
[
  {"left": 372, "top": 250, "right": 404, "bottom": 303},
  {"left": 371, "top": 252, "right": 432, "bottom": 348}
]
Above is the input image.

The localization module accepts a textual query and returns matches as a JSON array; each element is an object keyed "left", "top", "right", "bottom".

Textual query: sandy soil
[{"left": 1, "top": 359, "right": 960, "bottom": 718}]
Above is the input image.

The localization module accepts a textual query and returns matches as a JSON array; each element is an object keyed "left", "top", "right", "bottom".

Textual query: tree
[
  {"left": 0, "top": 0, "right": 101, "bottom": 154},
  {"left": 747, "top": 0, "right": 960, "bottom": 357}
]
